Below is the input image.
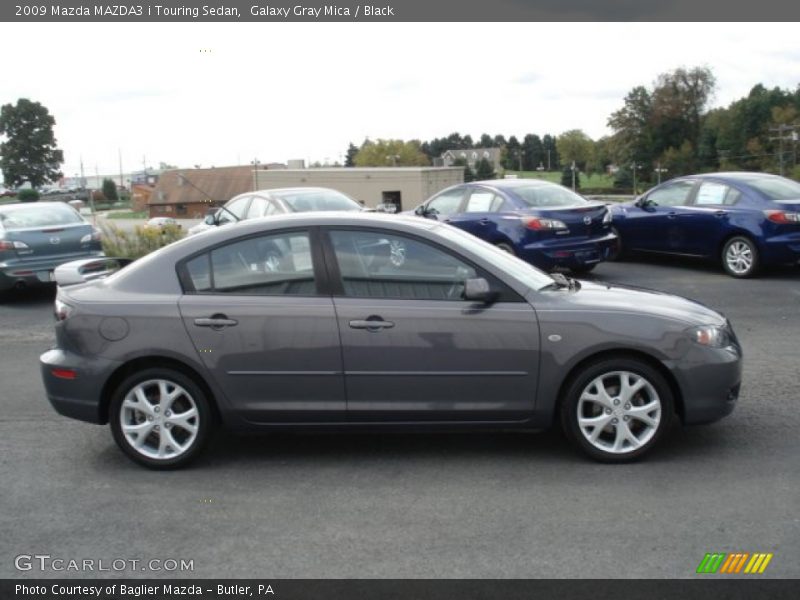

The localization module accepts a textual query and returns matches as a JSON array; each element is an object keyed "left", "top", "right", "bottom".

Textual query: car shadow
[
  {"left": 587, "top": 254, "right": 799, "bottom": 280},
  {"left": 0, "top": 283, "right": 57, "bottom": 306}
]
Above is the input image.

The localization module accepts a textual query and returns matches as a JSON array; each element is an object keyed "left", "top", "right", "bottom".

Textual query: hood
[{"left": 547, "top": 280, "right": 726, "bottom": 327}]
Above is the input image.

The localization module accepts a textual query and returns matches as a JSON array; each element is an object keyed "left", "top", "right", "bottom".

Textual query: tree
[
  {"left": 474, "top": 157, "right": 496, "bottom": 180},
  {"left": 354, "top": 139, "right": 430, "bottom": 167},
  {"left": 561, "top": 164, "right": 580, "bottom": 190},
  {"left": 521, "top": 134, "right": 544, "bottom": 171},
  {"left": 479, "top": 133, "right": 494, "bottom": 148},
  {"left": 542, "top": 134, "right": 559, "bottom": 170},
  {"left": 453, "top": 157, "right": 475, "bottom": 182},
  {"left": 608, "top": 85, "right": 654, "bottom": 171},
  {"left": 344, "top": 142, "right": 358, "bottom": 167},
  {"left": 502, "top": 136, "right": 521, "bottom": 170},
  {"left": 102, "top": 178, "right": 119, "bottom": 202},
  {"left": 556, "top": 130, "right": 594, "bottom": 172},
  {"left": 0, "top": 98, "right": 64, "bottom": 188}
]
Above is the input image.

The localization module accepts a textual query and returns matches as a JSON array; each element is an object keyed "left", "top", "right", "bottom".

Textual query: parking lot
[{"left": 1, "top": 256, "right": 798, "bottom": 579}]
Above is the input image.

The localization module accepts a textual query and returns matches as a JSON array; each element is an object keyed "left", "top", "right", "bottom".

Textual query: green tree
[
  {"left": 479, "top": 133, "right": 494, "bottom": 147},
  {"left": 502, "top": 136, "right": 521, "bottom": 170},
  {"left": 344, "top": 142, "right": 358, "bottom": 167},
  {"left": 453, "top": 158, "right": 475, "bottom": 182},
  {"left": 542, "top": 134, "right": 559, "bottom": 170},
  {"left": 522, "top": 134, "right": 544, "bottom": 171},
  {"left": 474, "top": 157, "right": 496, "bottom": 180},
  {"left": 102, "top": 178, "right": 119, "bottom": 202},
  {"left": 0, "top": 99, "right": 64, "bottom": 188},
  {"left": 560, "top": 164, "right": 580, "bottom": 190},
  {"left": 556, "top": 130, "right": 594, "bottom": 172},
  {"left": 354, "top": 139, "right": 430, "bottom": 167},
  {"left": 608, "top": 85, "right": 654, "bottom": 173}
]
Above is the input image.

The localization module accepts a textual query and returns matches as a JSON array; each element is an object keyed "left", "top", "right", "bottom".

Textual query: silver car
[
  {"left": 187, "top": 187, "right": 363, "bottom": 236},
  {"left": 40, "top": 213, "right": 742, "bottom": 468}
]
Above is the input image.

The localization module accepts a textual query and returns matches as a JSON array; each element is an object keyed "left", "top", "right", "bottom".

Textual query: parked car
[
  {"left": 145, "top": 217, "right": 181, "bottom": 231},
  {"left": 609, "top": 172, "right": 800, "bottom": 278},
  {"left": 187, "top": 187, "right": 363, "bottom": 236},
  {"left": 0, "top": 202, "right": 103, "bottom": 297},
  {"left": 41, "top": 213, "right": 741, "bottom": 468},
  {"left": 412, "top": 179, "right": 616, "bottom": 273}
]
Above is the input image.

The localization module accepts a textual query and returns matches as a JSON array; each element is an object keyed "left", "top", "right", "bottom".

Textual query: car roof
[
  {"left": 467, "top": 179, "right": 561, "bottom": 189},
  {"left": 0, "top": 201, "right": 76, "bottom": 212},
  {"left": 678, "top": 172, "right": 787, "bottom": 182}
]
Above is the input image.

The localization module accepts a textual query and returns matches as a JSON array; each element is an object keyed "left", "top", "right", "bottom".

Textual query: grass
[
  {"left": 100, "top": 222, "right": 185, "bottom": 260},
  {"left": 504, "top": 170, "right": 616, "bottom": 189},
  {"left": 107, "top": 210, "right": 147, "bottom": 219}
]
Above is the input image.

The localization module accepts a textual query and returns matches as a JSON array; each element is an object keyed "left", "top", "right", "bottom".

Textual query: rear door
[
  {"left": 177, "top": 227, "right": 345, "bottom": 423},
  {"left": 324, "top": 226, "right": 540, "bottom": 422},
  {"left": 682, "top": 180, "right": 744, "bottom": 256}
]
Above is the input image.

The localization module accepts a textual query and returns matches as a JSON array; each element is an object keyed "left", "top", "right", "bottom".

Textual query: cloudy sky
[{"left": 2, "top": 22, "right": 798, "bottom": 178}]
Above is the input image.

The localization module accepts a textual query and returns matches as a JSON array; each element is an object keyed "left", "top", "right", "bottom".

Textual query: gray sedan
[{"left": 40, "top": 213, "right": 742, "bottom": 468}]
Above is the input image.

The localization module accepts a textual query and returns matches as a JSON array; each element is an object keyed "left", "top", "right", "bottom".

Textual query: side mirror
[
  {"left": 414, "top": 205, "right": 427, "bottom": 216},
  {"left": 204, "top": 214, "right": 216, "bottom": 225},
  {"left": 463, "top": 277, "right": 496, "bottom": 303},
  {"left": 634, "top": 196, "right": 651, "bottom": 208}
]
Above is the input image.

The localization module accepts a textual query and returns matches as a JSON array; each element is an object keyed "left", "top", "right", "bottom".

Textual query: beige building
[{"left": 254, "top": 167, "right": 464, "bottom": 212}]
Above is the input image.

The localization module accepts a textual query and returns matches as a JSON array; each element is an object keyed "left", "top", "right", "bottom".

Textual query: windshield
[
  {"left": 512, "top": 184, "right": 588, "bottom": 208},
  {"left": 741, "top": 176, "right": 800, "bottom": 201},
  {"left": 274, "top": 190, "right": 362, "bottom": 212},
  {"left": 0, "top": 203, "right": 84, "bottom": 230},
  {"left": 433, "top": 223, "right": 554, "bottom": 291}
]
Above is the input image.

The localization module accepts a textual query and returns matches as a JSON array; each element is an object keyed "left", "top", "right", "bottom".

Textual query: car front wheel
[
  {"left": 109, "top": 368, "right": 213, "bottom": 469},
  {"left": 561, "top": 358, "right": 673, "bottom": 462},
  {"left": 722, "top": 236, "right": 759, "bottom": 278},
  {"left": 495, "top": 242, "right": 516, "bottom": 255}
]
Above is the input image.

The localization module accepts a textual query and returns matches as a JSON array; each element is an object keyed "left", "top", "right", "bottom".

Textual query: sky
[{"left": 1, "top": 22, "right": 799, "bottom": 179}]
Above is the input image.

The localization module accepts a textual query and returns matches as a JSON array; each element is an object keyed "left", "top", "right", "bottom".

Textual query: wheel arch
[
  {"left": 553, "top": 349, "right": 685, "bottom": 425},
  {"left": 99, "top": 356, "right": 223, "bottom": 426}
]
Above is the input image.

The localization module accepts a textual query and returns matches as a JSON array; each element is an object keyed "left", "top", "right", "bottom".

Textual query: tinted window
[
  {"left": 0, "top": 203, "right": 84, "bottom": 229},
  {"left": 273, "top": 189, "right": 361, "bottom": 212},
  {"left": 185, "top": 231, "right": 316, "bottom": 295},
  {"left": 647, "top": 180, "right": 694, "bottom": 207},
  {"left": 330, "top": 229, "right": 477, "bottom": 301},
  {"left": 426, "top": 189, "right": 464, "bottom": 216},
  {"left": 740, "top": 176, "right": 800, "bottom": 201},
  {"left": 511, "top": 184, "right": 587, "bottom": 208},
  {"left": 695, "top": 182, "right": 741, "bottom": 206},
  {"left": 465, "top": 190, "right": 505, "bottom": 213}
]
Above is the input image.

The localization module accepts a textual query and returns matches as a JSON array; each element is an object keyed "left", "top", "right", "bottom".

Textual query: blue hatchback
[
  {"left": 609, "top": 172, "right": 800, "bottom": 278},
  {"left": 414, "top": 179, "right": 616, "bottom": 273}
]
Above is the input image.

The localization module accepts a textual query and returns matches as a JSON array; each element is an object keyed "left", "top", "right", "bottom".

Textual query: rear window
[
  {"left": 0, "top": 203, "right": 84, "bottom": 230},
  {"left": 511, "top": 185, "right": 588, "bottom": 208},
  {"left": 273, "top": 190, "right": 361, "bottom": 212},
  {"left": 741, "top": 176, "right": 800, "bottom": 201}
]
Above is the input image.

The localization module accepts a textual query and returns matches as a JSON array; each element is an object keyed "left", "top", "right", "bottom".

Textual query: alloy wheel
[{"left": 725, "top": 240, "right": 753, "bottom": 276}]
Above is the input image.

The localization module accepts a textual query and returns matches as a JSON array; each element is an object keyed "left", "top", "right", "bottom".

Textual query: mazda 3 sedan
[
  {"left": 0, "top": 201, "right": 103, "bottom": 297},
  {"left": 609, "top": 172, "right": 800, "bottom": 277},
  {"left": 40, "top": 213, "right": 741, "bottom": 468},
  {"left": 413, "top": 179, "right": 617, "bottom": 273}
]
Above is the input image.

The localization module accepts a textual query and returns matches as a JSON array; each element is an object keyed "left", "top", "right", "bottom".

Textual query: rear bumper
[
  {"left": 760, "top": 233, "right": 800, "bottom": 266},
  {"left": 520, "top": 232, "right": 617, "bottom": 270},
  {"left": 0, "top": 250, "right": 104, "bottom": 291},
  {"left": 40, "top": 348, "right": 121, "bottom": 424}
]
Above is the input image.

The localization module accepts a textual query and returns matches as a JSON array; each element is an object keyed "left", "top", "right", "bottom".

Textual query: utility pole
[
  {"left": 769, "top": 124, "right": 798, "bottom": 176},
  {"left": 118, "top": 149, "right": 124, "bottom": 188},
  {"left": 571, "top": 161, "right": 576, "bottom": 191},
  {"left": 631, "top": 163, "right": 639, "bottom": 196},
  {"left": 654, "top": 161, "right": 668, "bottom": 185}
]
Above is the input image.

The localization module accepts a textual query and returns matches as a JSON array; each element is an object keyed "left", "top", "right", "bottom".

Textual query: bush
[
  {"left": 17, "top": 189, "right": 40, "bottom": 202},
  {"left": 100, "top": 222, "right": 185, "bottom": 260}
]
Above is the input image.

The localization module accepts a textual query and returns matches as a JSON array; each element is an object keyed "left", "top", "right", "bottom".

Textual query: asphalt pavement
[{"left": 1, "top": 256, "right": 798, "bottom": 579}]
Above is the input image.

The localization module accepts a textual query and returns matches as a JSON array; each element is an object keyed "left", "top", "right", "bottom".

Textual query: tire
[
  {"left": 560, "top": 357, "right": 673, "bottom": 463},
  {"left": 606, "top": 227, "right": 625, "bottom": 261},
  {"left": 109, "top": 367, "right": 213, "bottom": 469},
  {"left": 495, "top": 242, "right": 516, "bottom": 255},
  {"left": 571, "top": 263, "right": 596, "bottom": 274},
  {"left": 721, "top": 236, "right": 759, "bottom": 278}
]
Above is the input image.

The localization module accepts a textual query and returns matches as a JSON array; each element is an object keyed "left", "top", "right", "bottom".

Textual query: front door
[
  {"left": 177, "top": 228, "right": 345, "bottom": 423},
  {"left": 324, "top": 227, "right": 540, "bottom": 422},
  {"left": 627, "top": 179, "right": 696, "bottom": 252}
]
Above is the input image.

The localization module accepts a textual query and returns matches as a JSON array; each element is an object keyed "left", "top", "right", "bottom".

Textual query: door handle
[
  {"left": 667, "top": 212, "right": 678, "bottom": 219},
  {"left": 715, "top": 210, "right": 728, "bottom": 218},
  {"left": 478, "top": 218, "right": 490, "bottom": 225},
  {"left": 194, "top": 315, "right": 238, "bottom": 329},
  {"left": 349, "top": 318, "right": 395, "bottom": 331}
]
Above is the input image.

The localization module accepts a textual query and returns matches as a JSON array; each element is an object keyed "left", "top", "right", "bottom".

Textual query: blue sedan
[
  {"left": 609, "top": 172, "right": 800, "bottom": 278},
  {"left": 414, "top": 179, "right": 616, "bottom": 273}
]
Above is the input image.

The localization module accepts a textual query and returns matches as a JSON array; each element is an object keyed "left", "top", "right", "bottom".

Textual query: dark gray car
[{"left": 40, "top": 213, "right": 742, "bottom": 468}]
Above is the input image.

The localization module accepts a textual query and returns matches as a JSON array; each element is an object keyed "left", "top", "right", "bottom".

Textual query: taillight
[
  {"left": 80, "top": 228, "right": 102, "bottom": 243},
  {"left": 54, "top": 298, "right": 74, "bottom": 321},
  {"left": 522, "top": 216, "right": 568, "bottom": 231},
  {"left": 0, "top": 239, "right": 30, "bottom": 250},
  {"left": 764, "top": 210, "right": 800, "bottom": 224}
]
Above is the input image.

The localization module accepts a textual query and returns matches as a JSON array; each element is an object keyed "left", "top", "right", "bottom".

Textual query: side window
[
  {"left": 465, "top": 190, "right": 505, "bottom": 213},
  {"left": 264, "top": 200, "right": 281, "bottom": 215},
  {"left": 184, "top": 231, "right": 316, "bottom": 296},
  {"left": 217, "top": 196, "right": 250, "bottom": 225},
  {"left": 647, "top": 181, "right": 694, "bottom": 207},
  {"left": 426, "top": 189, "right": 465, "bottom": 217},
  {"left": 329, "top": 229, "right": 478, "bottom": 301},
  {"left": 246, "top": 197, "right": 268, "bottom": 219}
]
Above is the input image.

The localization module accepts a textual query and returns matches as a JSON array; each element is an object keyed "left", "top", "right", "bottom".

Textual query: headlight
[{"left": 688, "top": 325, "right": 731, "bottom": 348}]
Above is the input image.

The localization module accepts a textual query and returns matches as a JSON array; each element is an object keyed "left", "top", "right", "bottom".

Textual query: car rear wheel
[
  {"left": 561, "top": 358, "right": 673, "bottom": 462},
  {"left": 109, "top": 368, "right": 213, "bottom": 469},
  {"left": 722, "top": 236, "right": 759, "bottom": 278},
  {"left": 606, "top": 227, "right": 625, "bottom": 261},
  {"left": 495, "top": 242, "right": 516, "bottom": 255}
]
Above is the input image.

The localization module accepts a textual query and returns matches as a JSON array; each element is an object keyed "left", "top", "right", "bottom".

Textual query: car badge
[
  {"left": 583, "top": 216, "right": 592, "bottom": 225},
  {"left": 50, "top": 236, "right": 61, "bottom": 244}
]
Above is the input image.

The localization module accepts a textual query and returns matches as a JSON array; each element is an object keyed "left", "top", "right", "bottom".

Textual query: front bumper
[
  {"left": 520, "top": 232, "right": 617, "bottom": 270},
  {"left": 40, "top": 348, "right": 121, "bottom": 424}
]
